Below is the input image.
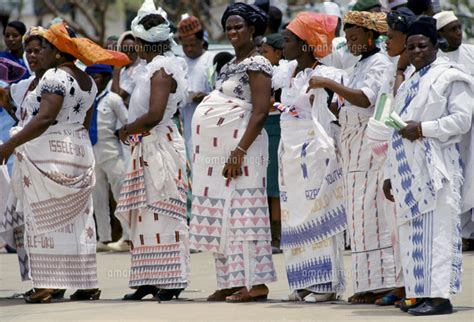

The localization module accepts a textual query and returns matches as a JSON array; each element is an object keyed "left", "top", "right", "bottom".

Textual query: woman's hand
[
  {"left": 307, "top": 76, "right": 329, "bottom": 92},
  {"left": 222, "top": 148, "right": 245, "bottom": 180},
  {"left": 397, "top": 49, "right": 410, "bottom": 73},
  {"left": 399, "top": 121, "right": 422, "bottom": 141},
  {"left": 383, "top": 179, "right": 394, "bottom": 202},
  {"left": 0, "top": 142, "right": 15, "bottom": 165},
  {"left": 118, "top": 126, "right": 130, "bottom": 145}
]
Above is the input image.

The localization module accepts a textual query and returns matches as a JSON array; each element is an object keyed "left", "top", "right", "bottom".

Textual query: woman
[
  {"left": 0, "top": 26, "right": 49, "bottom": 291},
  {"left": 0, "top": 21, "right": 30, "bottom": 80},
  {"left": 384, "top": 17, "right": 472, "bottom": 316},
  {"left": 190, "top": 2, "right": 277, "bottom": 302},
  {"left": 274, "top": 12, "right": 347, "bottom": 303},
  {"left": 115, "top": 0, "right": 190, "bottom": 301},
  {"left": 307, "top": 11, "right": 398, "bottom": 304},
  {"left": 365, "top": 7, "right": 417, "bottom": 306},
  {"left": 0, "top": 22, "right": 129, "bottom": 303}
]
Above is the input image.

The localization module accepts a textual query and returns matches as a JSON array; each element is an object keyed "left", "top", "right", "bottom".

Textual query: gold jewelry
[{"left": 236, "top": 145, "right": 247, "bottom": 154}]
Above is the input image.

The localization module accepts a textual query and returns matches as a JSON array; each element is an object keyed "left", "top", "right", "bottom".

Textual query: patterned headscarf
[
  {"left": 287, "top": 12, "right": 338, "bottom": 58},
  {"left": 22, "top": 26, "right": 46, "bottom": 46},
  {"left": 343, "top": 11, "right": 388, "bottom": 33},
  {"left": 43, "top": 22, "right": 130, "bottom": 67},
  {"left": 221, "top": 2, "right": 268, "bottom": 37}
]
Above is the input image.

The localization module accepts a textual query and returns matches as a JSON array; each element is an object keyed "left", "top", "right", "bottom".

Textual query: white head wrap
[
  {"left": 434, "top": 11, "right": 458, "bottom": 31},
  {"left": 131, "top": 0, "right": 174, "bottom": 44},
  {"left": 388, "top": 0, "right": 408, "bottom": 9},
  {"left": 319, "top": 1, "right": 342, "bottom": 19}
]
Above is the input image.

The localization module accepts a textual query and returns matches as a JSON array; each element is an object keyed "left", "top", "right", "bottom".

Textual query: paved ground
[{"left": 0, "top": 249, "right": 473, "bottom": 321}]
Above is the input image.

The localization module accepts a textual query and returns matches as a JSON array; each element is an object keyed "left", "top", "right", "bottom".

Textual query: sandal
[
  {"left": 400, "top": 298, "right": 425, "bottom": 312},
  {"left": 349, "top": 292, "right": 380, "bottom": 304},
  {"left": 123, "top": 285, "right": 159, "bottom": 301},
  {"left": 282, "top": 289, "right": 312, "bottom": 302},
  {"left": 69, "top": 288, "right": 101, "bottom": 301},
  {"left": 24, "top": 288, "right": 66, "bottom": 300},
  {"left": 375, "top": 288, "right": 405, "bottom": 306},
  {"left": 304, "top": 292, "right": 338, "bottom": 303},
  {"left": 24, "top": 288, "right": 55, "bottom": 304},
  {"left": 207, "top": 287, "right": 244, "bottom": 302},
  {"left": 154, "top": 288, "right": 183, "bottom": 302},
  {"left": 225, "top": 284, "right": 269, "bottom": 303}
]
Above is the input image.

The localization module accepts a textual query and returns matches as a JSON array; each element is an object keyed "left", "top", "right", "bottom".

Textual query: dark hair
[
  {"left": 343, "top": 23, "right": 380, "bottom": 40},
  {"left": 23, "top": 35, "right": 43, "bottom": 47},
  {"left": 407, "top": 0, "right": 432, "bottom": 16},
  {"left": 122, "top": 33, "right": 135, "bottom": 43},
  {"left": 4, "top": 20, "right": 27, "bottom": 35},
  {"left": 268, "top": 6, "right": 283, "bottom": 33},
  {"left": 137, "top": 14, "right": 171, "bottom": 53},
  {"left": 213, "top": 51, "right": 234, "bottom": 74}
]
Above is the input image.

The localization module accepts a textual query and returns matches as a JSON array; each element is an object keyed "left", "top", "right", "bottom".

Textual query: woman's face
[
  {"left": 406, "top": 34, "right": 437, "bottom": 70},
  {"left": 225, "top": 15, "right": 255, "bottom": 49},
  {"left": 386, "top": 27, "right": 406, "bottom": 57},
  {"left": 345, "top": 26, "right": 370, "bottom": 56},
  {"left": 121, "top": 38, "right": 138, "bottom": 64},
  {"left": 25, "top": 39, "right": 44, "bottom": 73},
  {"left": 282, "top": 29, "right": 303, "bottom": 61},
  {"left": 39, "top": 40, "right": 60, "bottom": 69},
  {"left": 4, "top": 26, "right": 23, "bottom": 52}
]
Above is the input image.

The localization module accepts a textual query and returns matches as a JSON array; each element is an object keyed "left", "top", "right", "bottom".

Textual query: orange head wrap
[
  {"left": 43, "top": 22, "right": 131, "bottom": 67},
  {"left": 286, "top": 12, "right": 338, "bottom": 59}
]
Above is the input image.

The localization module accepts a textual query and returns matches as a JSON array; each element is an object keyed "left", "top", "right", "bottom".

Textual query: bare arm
[
  {"left": 308, "top": 77, "right": 371, "bottom": 108},
  {"left": 83, "top": 105, "right": 94, "bottom": 130},
  {"left": 118, "top": 68, "right": 173, "bottom": 141},
  {"left": 222, "top": 70, "right": 271, "bottom": 179},
  {"left": 0, "top": 93, "right": 63, "bottom": 163}
]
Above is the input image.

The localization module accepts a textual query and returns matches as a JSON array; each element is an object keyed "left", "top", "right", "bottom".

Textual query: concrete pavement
[{"left": 0, "top": 250, "right": 473, "bottom": 321}]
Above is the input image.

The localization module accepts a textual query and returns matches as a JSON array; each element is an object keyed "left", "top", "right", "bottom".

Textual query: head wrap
[
  {"left": 263, "top": 33, "right": 284, "bottom": 50},
  {"left": 117, "top": 31, "right": 134, "bottom": 49},
  {"left": 131, "top": 0, "right": 174, "bottom": 44},
  {"left": 388, "top": 0, "right": 408, "bottom": 9},
  {"left": 352, "top": 0, "right": 382, "bottom": 12},
  {"left": 344, "top": 11, "right": 388, "bottom": 33},
  {"left": 319, "top": 2, "right": 342, "bottom": 19},
  {"left": 287, "top": 12, "right": 338, "bottom": 58},
  {"left": 0, "top": 58, "right": 26, "bottom": 83},
  {"left": 85, "top": 64, "right": 113, "bottom": 76},
  {"left": 178, "top": 14, "right": 202, "bottom": 38},
  {"left": 386, "top": 7, "right": 416, "bottom": 33},
  {"left": 221, "top": 2, "right": 268, "bottom": 37},
  {"left": 254, "top": 0, "right": 270, "bottom": 13},
  {"left": 43, "top": 22, "right": 130, "bottom": 67},
  {"left": 22, "top": 26, "right": 46, "bottom": 46},
  {"left": 434, "top": 11, "right": 458, "bottom": 31},
  {"left": 406, "top": 16, "right": 438, "bottom": 44}
]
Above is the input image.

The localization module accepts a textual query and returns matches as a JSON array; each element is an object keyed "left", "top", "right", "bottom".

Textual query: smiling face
[
  {"left": 386, "top": 27, "right": 406, "bottom": 57},
  {"left": 4, "top": 26, "right": 23, "bottom": 52},
  {"left": 225, "top": 15, "right": 255, "bottom": 50},
  {"left": 439, "top": 20, "right": 462, "bottom": 50},
  {"left": 282, "top": 29, "right": 304, "bottom": 61},
  {"left": 406, "top": 34, "right": 437, "bottom": 70},
  {"left": 344, "top": 25, "right": 370, "bottom": 56},
  {"left": 24, "top": 39, "right": 43, "bottom": 73}
]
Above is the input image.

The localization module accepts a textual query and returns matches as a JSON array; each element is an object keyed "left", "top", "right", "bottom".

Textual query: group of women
[{"left": 0, "top": 0, "right": 472, "bottom": 317}]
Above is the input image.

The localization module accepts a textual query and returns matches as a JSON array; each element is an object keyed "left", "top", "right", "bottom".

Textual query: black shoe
[
  {"left": 154, "top": 288, "right": 183, "bottom": 302},
  {"left": 70, "top": 289, "right": 101, "bottom": 301},
  {"left": 123, "top": 285, "right": 159, "bottom": 300},
  {"left": 408, "top": 298, "right": 453, "bottom": 316},
  {"left": 400, "top": 298, "right": 425, "bottom": 312}
]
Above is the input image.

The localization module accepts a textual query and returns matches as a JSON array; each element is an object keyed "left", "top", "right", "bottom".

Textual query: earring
[
  {"left": 55, "top": 53, "right": 61, "bottom": 59},
  {"left": 368, "top": 38, "right": 373, "bottom": 46}
]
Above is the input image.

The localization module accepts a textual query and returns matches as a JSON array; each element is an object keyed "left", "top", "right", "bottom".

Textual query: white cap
[
  {"left": 434, "top": 11, "right": 458, "bottom": 30},
  {"left": 319, "top": 1, "right": 342, "bottom": 19},
  {"left": 388, "top": 0, "right": 407, "bottom": 9}
]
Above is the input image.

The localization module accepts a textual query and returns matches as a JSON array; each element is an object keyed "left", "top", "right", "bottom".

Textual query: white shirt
[
  {"left": 119, "top": 59, "right": 146, "bottom": 96},
  {"left": 183, "top": 50, "right": 215, "bottom": 103},
  {"left": 438, "top": 43, "right": 474, "bottom": 76},
  {"left": 93, "top": 90, "right": 128, "bottom": 164}
]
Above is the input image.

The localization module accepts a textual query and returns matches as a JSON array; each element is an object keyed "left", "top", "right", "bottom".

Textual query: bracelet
[
  {"left": 236, "top": 145, "right": 247, "bottom": 154},
  {"left": 417, "top": 123, "right": 423, "bottom": 137}
]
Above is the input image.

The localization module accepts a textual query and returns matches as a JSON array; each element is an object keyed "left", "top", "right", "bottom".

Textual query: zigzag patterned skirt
[{"left": 189, "top": 91, "right": 277, "bottom": 289}]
